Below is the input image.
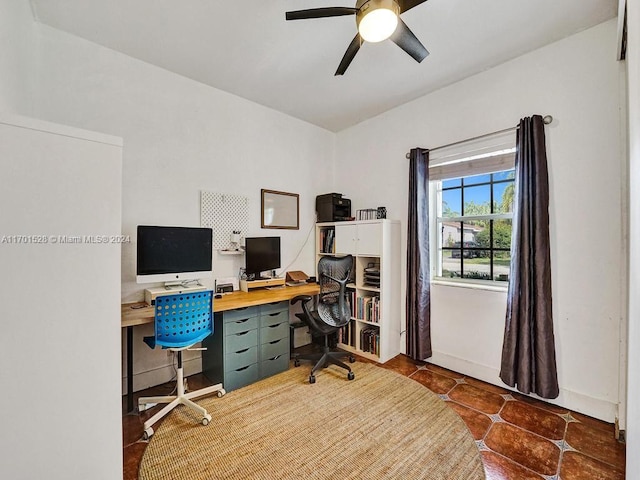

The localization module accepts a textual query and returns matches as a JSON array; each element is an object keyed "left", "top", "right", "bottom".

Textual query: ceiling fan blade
[
  {"left": 399, "top": 0, "right": 429, "bottom": 14},
  {"left": 390, "top": 18, "right": 429, "bottom": 63},
  {"left": 286, "top": 7, "right": 358, "bottom": 21},
  {"left": 335, "top": 34, "right": 363, "bottom": 76}
]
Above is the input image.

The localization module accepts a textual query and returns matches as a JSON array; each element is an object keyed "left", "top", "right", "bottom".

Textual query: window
[
  {"left": 434, "top": 169, "right": 514, "bottom": 283},
  {"left": 428, "top": 129, "right": 516, "bottom": 286}
]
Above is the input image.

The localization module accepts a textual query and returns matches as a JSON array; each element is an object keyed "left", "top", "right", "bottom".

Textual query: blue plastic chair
[{"left": 137, "top": 291, "right": 225, "bottom": 439}]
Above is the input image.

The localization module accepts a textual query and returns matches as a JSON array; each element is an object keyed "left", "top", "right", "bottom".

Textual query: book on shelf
[
  {"left": 320, "top": 227, "right": 335, "bottom": 254},
  {"left": 349, "top": 289, "right": 356, "bottom": 318},
  {"left": 338, "top": 319, "right": 356, "bottom": 347},
  {"left": 350, "top": 293, "right": 380, "bottom": 323},
  {"left": 356, "top": 209, "right": 377, "bottom": 220},
  {"left": 360, "top": 327, "right": 380, "bottom": 356}
]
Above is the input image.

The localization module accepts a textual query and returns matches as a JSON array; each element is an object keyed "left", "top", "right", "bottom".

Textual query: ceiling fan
[{"left": 286, "top": 0, "right": 430, "bottom": 75}]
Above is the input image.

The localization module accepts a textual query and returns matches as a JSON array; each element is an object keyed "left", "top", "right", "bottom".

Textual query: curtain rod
[{"left": 405, "top": 115, "right": 553, "bottom": 159}]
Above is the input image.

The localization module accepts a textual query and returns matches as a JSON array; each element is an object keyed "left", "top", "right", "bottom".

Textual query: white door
[{"left": 0, "top": 116, "right": 123, "bottom": 479}]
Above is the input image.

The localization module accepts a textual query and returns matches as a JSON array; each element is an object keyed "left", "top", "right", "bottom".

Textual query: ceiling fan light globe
[{"left": 358, "top": 8, "right": 398, "bottom": 42}]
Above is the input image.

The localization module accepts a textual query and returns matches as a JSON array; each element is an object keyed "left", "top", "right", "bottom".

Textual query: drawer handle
[
  {"left": 268, "top": 324, "right": 282, "bottom": 329},
  {"left": 236, "top": 307, "right": 249, "bottom": 311},
  {"left": 235, "top": 319, "right": 249, "bottom": 324},
  {"left": 269, "top": 339, "right": 282, "bottom": 345},
  {"left": 235, "top": 331, "right": 250, "bottom": 336},
  {"left": 269, "top": 312, "right": 280, "bottom": 317},
  {"left": 235, "top": 348, "right": 249, "bottom": 354},
  {"left": 235, "top": 365, "right": 250, "bottom": 372},
  {"left": 269, "top": 355, "right": 282, "bottom": 361}
]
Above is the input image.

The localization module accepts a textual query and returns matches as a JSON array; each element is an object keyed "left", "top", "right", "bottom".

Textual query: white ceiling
[{"left": 30, "top": 0, "right": 617, "bottom": 132}]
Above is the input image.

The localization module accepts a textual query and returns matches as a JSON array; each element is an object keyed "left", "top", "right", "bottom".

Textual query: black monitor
[
  {"left": 136, "top": 225, "right": 213, "bottom": 284},
  {"left": 245, "top": 236, "right": 281, "bottom": 279}
]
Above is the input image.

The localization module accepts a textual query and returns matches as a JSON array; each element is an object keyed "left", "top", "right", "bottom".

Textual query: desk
[{"left": 121, "top": 283, "right": 319, "bottom": 412}]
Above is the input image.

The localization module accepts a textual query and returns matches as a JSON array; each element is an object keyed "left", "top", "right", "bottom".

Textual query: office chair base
[
  {"left": 138, "top": 360, "right": 225, "bottom": 439},
  {"left": 309, "top": 370, "right": 356, "bottom": 384},
  {"left": 294, "top": 347, "right": 356, "bottom": 383}
]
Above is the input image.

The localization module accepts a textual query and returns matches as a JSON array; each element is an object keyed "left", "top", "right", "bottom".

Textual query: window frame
[{"left": 431, "top": 169, "right": 515, "bottom": 288}]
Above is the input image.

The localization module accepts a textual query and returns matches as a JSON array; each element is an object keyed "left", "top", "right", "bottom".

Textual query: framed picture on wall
[{"left": 261, "top": 189, "right": 299, "bottom": 230}]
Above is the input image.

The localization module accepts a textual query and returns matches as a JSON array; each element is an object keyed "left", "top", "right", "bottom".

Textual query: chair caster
[
  {"left": 216, "top": 389, "right": 226, "bottom": 398},
  {"left": 309, "top": 374, "right": 316, "bottom": 384},
  {"left": 202, "top": 414, "right": 212, "bottom": 426},
  {"left": 142, "top": 427, "right": 154, "bottom": 440},
  {"left": 294, "top": 359, "right": 300, "bottom": 367},
  {"left": 347, "top": 371, "right": 355, "bottom": 381},
  {"left": 349, "top": 356, "right": 356, "bottom": 363}
]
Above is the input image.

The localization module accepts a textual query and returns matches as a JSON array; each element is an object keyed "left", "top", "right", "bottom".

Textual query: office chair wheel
[
  {"left": 309, "top": 374, "right": 316, "bottom": 384},
  {"left": 142, "top": 427, "right": 154, "bottom": 441},
  {"left": 348, "top": 356, "right": 356, "bottom": 363},
  {"left": 294, "top": 359, "right": 300, "bottom": 367},
  {"left": 216, "top": 389, "right": 226, "bottom": 398},
  {"left": 347, "top": 371, "right": 355, "bottom": 381},
  {"left": 202, "top": 413, "right": 212, "bottom": 426}
]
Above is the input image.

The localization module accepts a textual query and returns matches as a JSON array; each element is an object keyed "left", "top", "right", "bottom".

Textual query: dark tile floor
[
  {"left": 382, "top": 355, "right": 626, "bottom": 480},
  {"left": 123, "top": 354, "right": 626, "bottom": 479}
]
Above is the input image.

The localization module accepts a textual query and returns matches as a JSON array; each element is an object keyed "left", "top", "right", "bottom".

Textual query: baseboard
[
  {"left": 429, "top": 350, "right": 618, "bottom": 423},
  {"left": 122, "top": 355, "right": 203, "bottom": 394}
]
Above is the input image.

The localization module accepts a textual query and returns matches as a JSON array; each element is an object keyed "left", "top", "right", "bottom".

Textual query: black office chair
[{"left": 291, "top": 255, "right": 355, "bottom": 384}]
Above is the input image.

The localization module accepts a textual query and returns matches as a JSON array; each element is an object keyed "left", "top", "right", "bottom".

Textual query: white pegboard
[{"left": 200, "top": 191, "right": 249, "bottom": 250}]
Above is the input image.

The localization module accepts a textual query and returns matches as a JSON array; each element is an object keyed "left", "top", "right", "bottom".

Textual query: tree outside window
[{"left": 435, "top": 170, "right": 514, "bottom": 283}]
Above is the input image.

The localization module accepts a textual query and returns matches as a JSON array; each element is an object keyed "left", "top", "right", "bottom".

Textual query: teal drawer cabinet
[
  {"left": 259, "top": 301, "right": 289, "bottom": 380},
  {"left": 203, "top": 301, "right": 290, "bottom": 392}
]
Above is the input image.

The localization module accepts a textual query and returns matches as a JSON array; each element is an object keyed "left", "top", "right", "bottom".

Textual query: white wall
[
  {"left": 0, "top": 0, "right": 34, "bottom": 114},
  {"left": 335, "top": 20, "right": 625, "bottom": 421},
  {"left": 626, "top": 0, "right": 640, "bottom": 476},
  {"left": 29, "top": 24, "right": 335, "bottom": 391}
]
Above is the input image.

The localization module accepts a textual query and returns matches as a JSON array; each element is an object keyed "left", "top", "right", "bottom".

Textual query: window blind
[{"left": 429, "top": 130, "right": 516, "bottom": 181}]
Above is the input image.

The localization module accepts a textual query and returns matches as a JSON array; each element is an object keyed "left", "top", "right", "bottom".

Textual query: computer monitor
[
  {"left": 136, "top": 225, "right": 213, "bottom": 284},
  {"left": 244, "top": 236, "right": 281, "bottom": 279}
]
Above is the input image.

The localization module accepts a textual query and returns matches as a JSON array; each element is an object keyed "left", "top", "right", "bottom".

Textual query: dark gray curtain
[
  {"left": 406, "top": 148, "right": 431, "bottom": 360},
  {"left": 500, "top": 115, "right": 559, "bottom": 399}
]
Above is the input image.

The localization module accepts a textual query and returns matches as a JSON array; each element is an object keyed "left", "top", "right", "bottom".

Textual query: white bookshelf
[{"left": 316, "top": 220, "right": 401, "bottom": 363}]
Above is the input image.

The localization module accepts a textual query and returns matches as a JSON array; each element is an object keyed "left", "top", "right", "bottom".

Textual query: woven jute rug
[{"left": 139, "top": 362, "right": 485, "bottom": 480}]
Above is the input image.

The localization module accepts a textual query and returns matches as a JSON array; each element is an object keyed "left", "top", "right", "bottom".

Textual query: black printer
[{"left": 316, "top": 193, "right": 351, "bottom": 222}]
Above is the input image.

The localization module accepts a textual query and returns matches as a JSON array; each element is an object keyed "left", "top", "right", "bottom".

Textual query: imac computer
[
  {"left": 136, "top": 225, "right": 213, "bottom": 286},
  {"left": 244, "top": 236, "right": 281, "bottom": 280}
]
